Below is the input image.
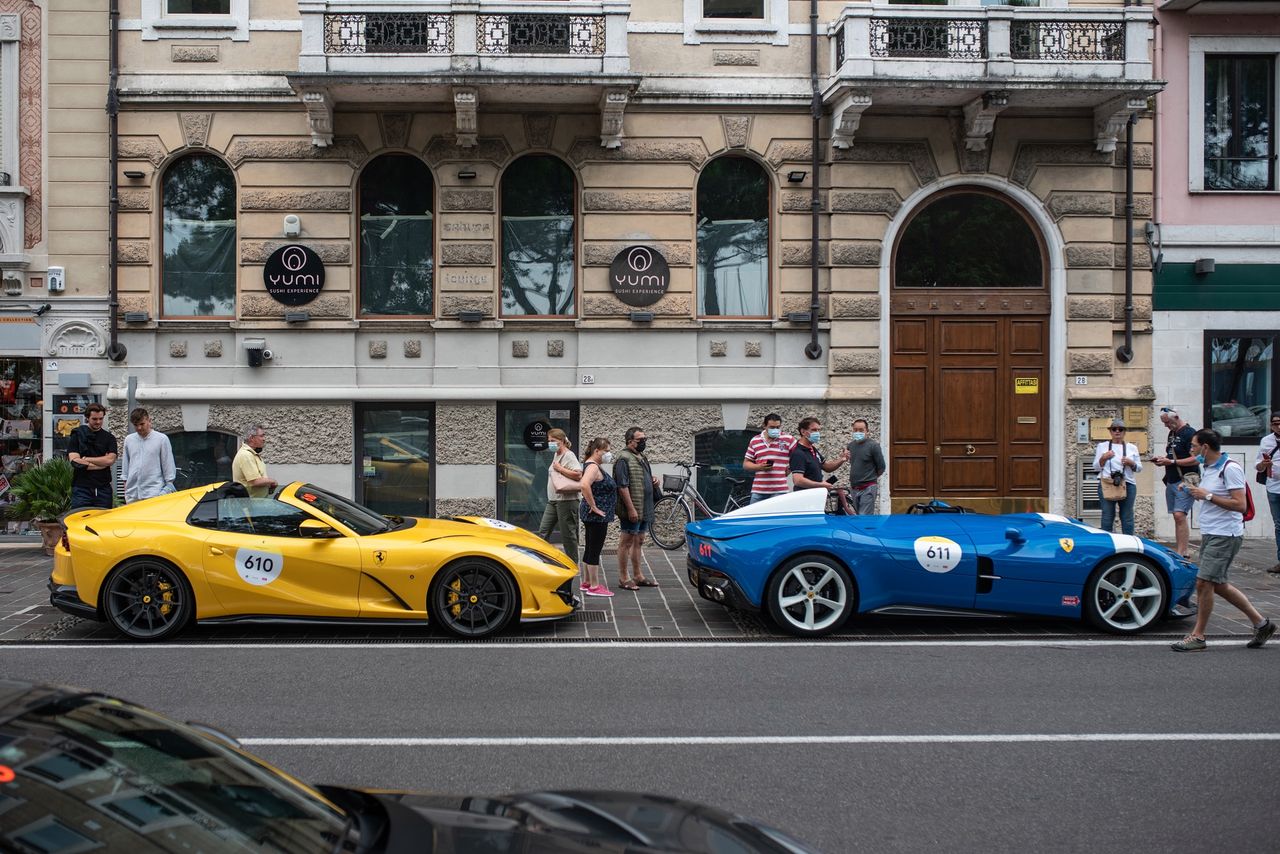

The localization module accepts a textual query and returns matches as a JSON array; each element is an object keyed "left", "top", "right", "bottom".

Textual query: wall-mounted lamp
[
  {"left": 457, "top": 309, "right": 485, "bottom": 322},
  {"left": 123, "top": 170, "right": 145, "bottom": 180},
  {"left": 457, "top": 168, "right": 477, "bottom": 180},
  {"left": 123, "top": 310, "right": 149, "bottom": 323},
  {"left": 787, "top": 171, "right": 807, "bottom": 183},
  {"left": 1194, "top": 258, "right": 1215, "bottom": 276},
  {"left": 284, "top": 311, "right": 310, "bottom": 324},
  {"left": 283, "top": 214, "right": 301, "bottom": 237},
  {"left": 629, "top": 310, "right": 654, "bottom": 323},
  {"left": 32, "top": 303, "right": 52, "bottom": 317}
]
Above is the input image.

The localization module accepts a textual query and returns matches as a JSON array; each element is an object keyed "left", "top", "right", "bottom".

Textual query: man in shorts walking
[{"left": 1172, "top": 428, "right": 1275, "bottom": 652}]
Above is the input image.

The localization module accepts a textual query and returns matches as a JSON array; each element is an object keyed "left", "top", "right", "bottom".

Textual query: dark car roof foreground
[{"left": 0, "top": 679, "right": 820, "bottom": 854}]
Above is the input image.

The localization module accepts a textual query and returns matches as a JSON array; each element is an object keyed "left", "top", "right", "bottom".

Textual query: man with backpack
[{"left": 1172, "top": 428, "right": 1274, "bottom": 652}]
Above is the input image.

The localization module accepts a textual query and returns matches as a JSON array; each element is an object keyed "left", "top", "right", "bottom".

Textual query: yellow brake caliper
[
  {"left": 156, "top": 580, "right": 174, "bottom": 617},
  {"left": 449, "top": 577, "right": 462, "bottom": 617}
]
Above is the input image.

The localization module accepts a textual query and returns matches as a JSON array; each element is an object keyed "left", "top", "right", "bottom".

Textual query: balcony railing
[
  {"left": 829, "top": 5, "right": 1152, "bottom": 82},
  {"left": 300, "top": 0, "right": 630, "bottom": 73}
]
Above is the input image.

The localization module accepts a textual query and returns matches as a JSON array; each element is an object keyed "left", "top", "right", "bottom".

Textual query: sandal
[
  {"left": 619, "top": 580, "right": 640, "bottom": 591},
  {"left": 635, "top": 578, "right": 659, "bottom": 587}
]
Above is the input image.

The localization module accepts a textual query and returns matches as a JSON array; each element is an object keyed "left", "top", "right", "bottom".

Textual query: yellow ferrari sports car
[{"left": 48, "top": 481, "right": 579, "bottom": 641}]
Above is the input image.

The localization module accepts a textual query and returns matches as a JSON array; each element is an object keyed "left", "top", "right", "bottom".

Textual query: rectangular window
[
  {"left": 697, "top": 219, "right": 769, "bottom": 316},
  {"left": 359, "top": 212, "right": 434, "bottom": 316},
  {"left": 1205, "top": 332, "right": 1276, "bottom": 444},
  {"left": 501, "top": 215, "right": 575, "bottom": 316},
  {"left": 703, "top": 0, "right": 764, "bottom": 19},
  {"left": 356, "top": 404, "right": 433, "bottom": 519},
  {"left": 1204, "top": 54, "right": 1276, "bottom": 191},
  {"left": 166, "top": 0, "right": 230, "bottom": 12},
  {"left": 162, "top": 217, "right": 236, "bottom": 317}
]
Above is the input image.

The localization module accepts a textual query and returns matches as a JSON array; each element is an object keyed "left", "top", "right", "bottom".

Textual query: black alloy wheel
[
  {"left": 430, "top": 560, "right": 519, "bottom": 639},
  {"left": 103, "top": 559, "right": 195, "bottom": 641}
]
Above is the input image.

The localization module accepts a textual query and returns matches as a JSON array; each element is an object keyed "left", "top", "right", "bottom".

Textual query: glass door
[
  {"left": 355, "top": 404, "right": 434, "bottom": 518},
  {"left": 498, "top": 403, "right": 578, "bottom": 533}
]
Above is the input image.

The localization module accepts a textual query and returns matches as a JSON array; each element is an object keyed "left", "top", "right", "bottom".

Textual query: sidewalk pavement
[{"left": 3, "top": 539, "right": 1279, "bottom": 643}]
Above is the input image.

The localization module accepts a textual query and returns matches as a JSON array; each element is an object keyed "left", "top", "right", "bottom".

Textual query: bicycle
[{"left": 649, "top": 462, "right": 750, "bottom": 550}]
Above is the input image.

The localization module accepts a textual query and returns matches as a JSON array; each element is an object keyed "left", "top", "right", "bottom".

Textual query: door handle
[
  {"left": 210, "top": 547, "right": 224, "bottom": 556},
  {"left": 934, "top": 446, "right": 941, "bottom": 455},
  {"left": 965, "top": 444, "right": 976, "bottom": 456}
]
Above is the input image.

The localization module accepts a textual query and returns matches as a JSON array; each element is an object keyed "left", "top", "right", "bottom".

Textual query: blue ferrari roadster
[{"left": 684, "top": 490, "right": 1198, "bottom": 636}]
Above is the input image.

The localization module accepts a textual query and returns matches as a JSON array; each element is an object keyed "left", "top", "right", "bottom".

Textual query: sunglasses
[{"left": 1109, "top": 427, "right": 1126, "bottom": 432}]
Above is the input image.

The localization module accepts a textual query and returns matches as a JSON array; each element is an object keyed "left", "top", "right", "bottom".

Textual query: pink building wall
[{"left": 1155, "top": 12, "right": 1280, "bottom": 225}]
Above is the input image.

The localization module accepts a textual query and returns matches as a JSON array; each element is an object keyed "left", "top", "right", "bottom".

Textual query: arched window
[
  {"left": 697, "top": 157, "right": 770, "bottom": 317},
  {"left": 894, "top": 190, "right": 1044, "bottom": 288},
  {"left": 359, "top": 154, "right": 435, "bottom": 316},
  {"left": 501, "top": 155, "right": 575, "bottom": 317},
  {"left": 168, "top": 430, "right": 238, "bottom": 491},
  {"left": 162, "top": 154, "right": 236, "bottom": 317}
]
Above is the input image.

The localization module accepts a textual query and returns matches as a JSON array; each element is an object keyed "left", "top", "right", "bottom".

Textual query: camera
[
  {"left": 244, "top": 338, "right": 272, "bottom": 368},
  {"left": 1110, "top": 471, "right": 1125, "bottom": 486}
]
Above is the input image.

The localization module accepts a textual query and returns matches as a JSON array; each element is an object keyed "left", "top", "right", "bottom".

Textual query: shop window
[
  {"left": 693, "top": 429, "right": 756, "bottom": 514},
  {"left": 697, "top": 157, "right": 770, "bottom": 317},
  {"left": 894, "top": 191, "right": 1043, "bottom": 288},
  {"left": 1205, "top": 333, "right": 1276, "bottom": 443},
  {"left": 703, "top": 0, "right": 763, "bottom": 18},
  {"left": 166, "top": 0, "right": 228, "bottom": 11},
  {"left": 1204, "top": 54, "right": 1276, "bottom": 191},
  {"left": 162, "top": 153, "right": 236, "bottom": 317},
  {"left": 501, "top": 155, "right": 576, "bottom": 317},
  {"left": 168, "top": 430, "right": 237, "bottom": 490},
  {"left": 359, "top": 154, "right": 435, "bottom": 316},
  {"left": 0, "top": 358, "right": 42, "bottom": 524},
  {"left": 356, "top": 404, "right": 433, "bottom": 518}
]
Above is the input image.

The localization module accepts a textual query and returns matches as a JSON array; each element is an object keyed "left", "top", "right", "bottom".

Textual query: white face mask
[
  {"left": 548, "top": 441, "right": 559, "bottom": 453},
  {"left": 852, "top": 432, "right": 866, "bottom": 443},
  {"left": 602, "top": 451, "right": 615, "bottom": 465}
]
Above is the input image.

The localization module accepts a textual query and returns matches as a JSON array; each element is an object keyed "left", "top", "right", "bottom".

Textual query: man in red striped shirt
[{"left": 743, "top": 413, "right": 796, "bottom": 503}]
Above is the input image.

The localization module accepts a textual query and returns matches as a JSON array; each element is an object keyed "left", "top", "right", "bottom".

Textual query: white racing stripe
[
  {"left": 0, "top": 639, "right": 1212, "bottom": 651},
  {"left": 242, "top": 733, "right": 1280, "bottom": 748}
]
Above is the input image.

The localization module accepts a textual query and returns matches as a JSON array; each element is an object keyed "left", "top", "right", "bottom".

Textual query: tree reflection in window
[
  {"left": 360, "top": 154, "right": 435, "bottom": 316},
  {"left": 895, "top": 191, "right": 1043, "bottom": 288},
  {"left": 501, "top": 155, "right": 575, "bottom": 316},
  {"left": 162, "top": 154, "right": 236, "bottom": 317},
  {"left": 697, "top": 157, "right": 769, "bottom": 316}
]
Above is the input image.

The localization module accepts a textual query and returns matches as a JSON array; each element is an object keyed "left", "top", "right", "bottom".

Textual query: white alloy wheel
[
  {"left": 766, "top": 556, "right": 853, "bottom": 637},
  {"left": 1084, "top": 557, "right": 1167, "bottom": 634}
]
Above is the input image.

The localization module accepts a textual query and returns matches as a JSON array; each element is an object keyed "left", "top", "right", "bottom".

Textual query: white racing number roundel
[
  {"left": 913, "top": 536, "right": 963, "bottom": 574},
  {"left": 478, "top": 518, "right": 516, "bottom": 530},
  {"left": 236, "top": 549, "right": 284, "bottom": 586}
]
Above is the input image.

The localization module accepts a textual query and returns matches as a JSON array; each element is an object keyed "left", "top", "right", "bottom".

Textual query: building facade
[
  {"left": 1151, "top": 0, "right": 1280, "bottom": 541},
  {"left": 104, "top": 0, "right": 1162, "bottom": 529}
]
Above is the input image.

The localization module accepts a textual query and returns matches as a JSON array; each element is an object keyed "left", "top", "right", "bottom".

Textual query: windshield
[
  {"left": 0, "top": 695, "right": 354, "bottom": 854},
  {"left": 291, "top": 483, "right": 395, "bottom": 536}
]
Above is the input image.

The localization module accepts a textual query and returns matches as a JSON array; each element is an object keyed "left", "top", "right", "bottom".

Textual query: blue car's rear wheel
[
  {"left": 1083, "top": 556, "right": 1167, "bottom": 634},
  {"left": 102, "top": 559, "right": 194, "bottom": 641},
  {"left": 430, "top": 559, "right": 519, "bottom": 639},
  {"left": 766, "top": 555, "right": 855, "bottom": 637}
]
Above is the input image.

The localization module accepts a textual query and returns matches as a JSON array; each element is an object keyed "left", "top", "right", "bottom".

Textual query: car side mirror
[
  {"left": 300, "top": 519, "right": 342, "bottom": 539},
  {"left": 1004, "top": 526, "right": 1026, "bottom": 545}
]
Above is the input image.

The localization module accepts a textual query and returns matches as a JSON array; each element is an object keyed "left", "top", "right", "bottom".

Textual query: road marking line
[
  {"left": 241, "top": 733, "right": 1280, "bottom": 748},
  {"left": 0, "top": 638, "right": 1218, "bottom": 650},
  {"left": 4, "top": 604, "right": 40, "bottom": 618}
]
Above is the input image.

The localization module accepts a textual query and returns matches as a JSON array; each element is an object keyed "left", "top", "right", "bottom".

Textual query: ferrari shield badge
[
  {"left": 374, "top": 550, "right": 386, "bottom": 565},
  {"left": 1058, "top": 538, "right": 1074, "bottom": 554}
]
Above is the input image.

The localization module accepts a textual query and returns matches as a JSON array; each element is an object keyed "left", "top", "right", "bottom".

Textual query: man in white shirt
[
  {"left": 1172, "top": 428, "right": 1274, "bottom": 652},
  {"left": 1254, "top": 411, "right": 1280, "bottom": 574},
  {"left": 121, "top": 408, "right": 176, "bottom": 503}
]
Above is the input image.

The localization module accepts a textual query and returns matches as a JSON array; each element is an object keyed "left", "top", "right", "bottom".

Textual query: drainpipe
[
  {"left": 1115, "top": 112, "right": 1137, "bottom": 364},
  {"left": 105, "top": 0, "right": 126, "bottom": 362},
  {"left": 804, "top": 0, "right": 822, "bottom": 361}
]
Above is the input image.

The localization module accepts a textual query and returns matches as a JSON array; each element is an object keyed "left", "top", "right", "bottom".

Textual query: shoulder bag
[
  {"left": 1099, "top": 442, "right": 1128, "bottom": 502},
  {"left": 550, "top": 456, "right": 581, "bottom": 495}
]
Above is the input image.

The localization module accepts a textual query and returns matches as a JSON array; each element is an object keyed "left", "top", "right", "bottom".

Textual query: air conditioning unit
[{"left": 1076, "top": 457, "right": 1102, "bottom": 522}]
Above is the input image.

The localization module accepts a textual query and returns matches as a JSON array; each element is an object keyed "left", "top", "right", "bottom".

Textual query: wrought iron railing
[
  {"left": 1010, "top": 20, "right": 1124, "bottom": 61},
  {"left": 869, "top": 18, "right": 987, "bottom": 60},
  {"left": 324, "top": 13, "right": 454, "bottom": 54},
  {"left": 477, "top": 13, "right": 605, "bottom": 55}
]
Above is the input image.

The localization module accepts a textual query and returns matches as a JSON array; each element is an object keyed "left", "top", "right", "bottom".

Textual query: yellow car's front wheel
[
  {"left": 103, "top": 558, "right": 194, "bottom": 641},
  {"left": 429, "top": 559, "right": 518, "bottom": 639}
]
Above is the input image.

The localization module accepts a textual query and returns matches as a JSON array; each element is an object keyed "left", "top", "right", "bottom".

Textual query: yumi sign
[
  {"left": 264, "top": 244, "right": 325, "bottom": 306},
  {"left": 609, "top": 245, "right": 670, "bottom": 308}
]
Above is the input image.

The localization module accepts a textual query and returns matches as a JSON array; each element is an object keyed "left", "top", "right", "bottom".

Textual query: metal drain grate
[{"left": 569, "top": 610, "right": 611, "bottom": 623}]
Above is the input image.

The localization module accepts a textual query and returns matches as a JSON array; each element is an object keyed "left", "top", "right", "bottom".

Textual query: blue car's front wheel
[
  {"left": 766, "top": 555, "right": 855, "bottom": 637},
  {"left": 1083, "top": 556, "right": 1168, "bottom": 634}
]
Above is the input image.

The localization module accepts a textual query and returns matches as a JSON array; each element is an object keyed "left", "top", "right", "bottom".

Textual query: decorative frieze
[
  {"left": 369, "top": 340, "right": 387, "bottom": 359},
  {"left": 119, "top": 137, "right": 168, "bottom": 167},
  {"left": 440, "top": 189, "right": 494, "bottom": 212},
  {"left": 1113, "top": 296, "right": 1152, "bottom": 321},
  {"left": 179, "top": 113, "right": 212, "bottom": 149},
  {"left": 781, "top": 242, "right": 829, "bottom": 266},
  {"left": 1065, "top": 244, "right": 1114, "bottom": 268},
  {"left": 745, "top": 341, "right": 762, "bottom": 357},
  {"left": 780, "top": 190, "right": 827, "bottom": 212},
  {"left": 511, "top": 340, "right": 529, "bottom": 358},
  {"left": 722, "top": 116, "right": 751, "bottom": 149},
  {"left": 712, "top": 49, "right": 758, "bottom": 66},
  {"left": 709, "top": 340, "right": 727, "bottom": 357},
  {"left": 765, "top": 141, "right": 813, "bottom": 169},
  {"left": 567, "top": 139, "right": 708, "bottom": 167},
  {"left": 582, "top": 191, "right": 691, "bottom": 212},
  {"left": 404, "top": 339, "right": 422, "bottom": 358},
  {"left": 547, "top": 339, "right": 564, "bottom": 357},
  {"left": 116, "top": 241, "right": 150, "bottom": 264},
  {"left": 379, "top": 113, "right": 411, "bottom": 149},
  {"left": 1048, "top": 192, "right": 1113, "bottom": 219},
  {"left": 1114, "top": 143, "right": 1153, "bottom": 168},
  {"left": 1068, "top": 351, "right": 1112, "bottom": 374},
  {"left": 439, "top": 294, "right": 491, "bottom": 316},
  {"left": 242, "top": 241, "right": 351, "bottom": 265},
  {"left": 1117, "top": 194, "right": 1153, "bottom": 218},
  {"left": 241, "top": 190, "right": 351, "bottom": 211},
  {"left": 831, "top": 141, "right": 939, "bottom": 186},
  {"left": 440, "top": 243, "right": 494, "bottom": 265},
  {"left": 424, "top": 137, "right": 511, "bottom": 166},
  {"left": 1067, "top": 296, "right": 1113, "bottom": 320},
  {"left": 225, "top": 136, "right": 367, "bottom": 167},
  {"left": 832, "top": 351, "right": 880, "bottom": 375},
  {"left": 830, "top": 242, "right": 882, "bottom": 267},
  {"left": 1010, "top": 142, "right": 1111, "bottom": 188},
  {"left": 830, "top": 295, "right": 881, "bottom": 319},
  {"left": 240, "top": 295, "right": 351, "bottom": 318},
  {"left": 584, "top": 242, "right": 690, "bottom": 267},
  {"left": 1114, "top": 245, "right": 1152, "bottom": 268},
  {"left": 117, "top": 189, "right": 150, "bottom": 211},
  {"left": 204, "top": 340, "right": 223, "bottom": 358},
  {"left": 171, "top": 44, "right": 219, "bottom": 62},
  {"left": 169, "top": 340, "right": 188, "bottom": 358},
  {"left": 582, "top": 293, "right": 691, "bottom": 315},
  {"left": 830, "top": 191, "right": 901, "bottom": 216},
  {"left": 524, "top": 114, "right": 555, "bottom": 149}
]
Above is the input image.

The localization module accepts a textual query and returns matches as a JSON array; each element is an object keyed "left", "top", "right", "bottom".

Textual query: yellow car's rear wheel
[
  {"left": 103, "top": 559, "right": 194, "bottom": 641},
  {"left": 429, "top": 559, "right": 518, "bottom": 639}
]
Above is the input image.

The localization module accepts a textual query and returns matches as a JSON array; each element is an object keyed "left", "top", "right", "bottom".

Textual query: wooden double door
[{"left": 890, "top": 307, "right": 1049, "bottom": 513}]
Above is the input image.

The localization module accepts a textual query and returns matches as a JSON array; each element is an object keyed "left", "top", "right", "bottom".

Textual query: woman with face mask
[
  {"left": 536, "top": 428, "right": 582, "bottom": 568},
  {"left": 578, "top": 437, "right": 618, "bottom": 597}
]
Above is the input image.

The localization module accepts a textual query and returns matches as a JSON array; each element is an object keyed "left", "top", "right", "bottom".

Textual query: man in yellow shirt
[{"left": 232, "top": 424, "right": 277, "bottom": 497}]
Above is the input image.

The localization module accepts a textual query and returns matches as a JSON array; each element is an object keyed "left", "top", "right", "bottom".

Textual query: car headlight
[{"left": 507, "top": 544, "right": 566, "bottom": 566}]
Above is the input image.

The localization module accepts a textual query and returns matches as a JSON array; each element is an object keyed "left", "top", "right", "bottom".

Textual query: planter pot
[{"left": 35, "top": 520, "right": 66, "bottom": 557}]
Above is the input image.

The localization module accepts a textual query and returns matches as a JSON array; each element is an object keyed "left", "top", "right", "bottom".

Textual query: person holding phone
[
  {"left": 1152, "top": 407, "right": 1199, "bottom": 558},
  {"left": 743, "top": 413, "right": 796, "bottom": 504},
  {"left": 1255, "top": 412, "right": 1280, "bottom": 573}
]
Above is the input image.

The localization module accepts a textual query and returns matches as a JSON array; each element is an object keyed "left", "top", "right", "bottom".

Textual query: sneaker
[
  {"left": 1171, "top": 636, "right": 1207, "bottom": 652},
  {"left": 1247, "top": 620, "right": 1276, "bottom": 649},
  {"left": 583, "top": 585, "right": 615, "bottom": 598}
]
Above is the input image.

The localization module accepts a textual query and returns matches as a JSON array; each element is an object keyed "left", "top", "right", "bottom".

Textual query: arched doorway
[{"left": 888, "top": 188, "right": 1050, "bottom": 513}]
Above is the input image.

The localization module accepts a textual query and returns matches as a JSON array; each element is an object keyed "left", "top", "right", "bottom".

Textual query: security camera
[
  {"left": 244, "top": 337, "right": 268, "bottom": 368},
  {"left": 261, "top": 349, "right": 273, "bottom": 361},
  {"left": 283, "top": 214, "right": 301, "bottom": 237}
]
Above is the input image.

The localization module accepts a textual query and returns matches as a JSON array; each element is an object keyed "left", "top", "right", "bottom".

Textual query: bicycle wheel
[{"left": 650, "top": 495, "right": 692, "bottom": 550}]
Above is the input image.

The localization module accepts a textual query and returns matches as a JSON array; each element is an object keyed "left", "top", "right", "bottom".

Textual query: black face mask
[
  {"left": 253, "top": 445, "right": 265, "bottom": 456},
  {"left": 634, "top": 439, "right": 647, "bottom": 453}
]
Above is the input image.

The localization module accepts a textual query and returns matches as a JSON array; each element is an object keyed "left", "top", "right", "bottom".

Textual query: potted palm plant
[{"left": 6, "top": 457, "right": 73, "bottom": 556}]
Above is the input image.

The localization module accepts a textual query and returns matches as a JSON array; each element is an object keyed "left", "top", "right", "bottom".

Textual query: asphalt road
[{"left": 6, "top": 640, "right": 1279, "bottom": 853}]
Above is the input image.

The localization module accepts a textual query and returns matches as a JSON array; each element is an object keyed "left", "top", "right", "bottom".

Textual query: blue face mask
[
  {"left": 852, "top": 432, "right": 866, "bottom": 443},
  {"left": 808, "top": 431, "right": 821, "bottom": 443},
  {"left": 548, "top": 441, "right": 559, "bottom": 452},
  {"left": 766, "top": 427, "right": 781, "bottom": 439},
  {"left": 1194, "top": 453, "right": 1206, "bottom": 465}
]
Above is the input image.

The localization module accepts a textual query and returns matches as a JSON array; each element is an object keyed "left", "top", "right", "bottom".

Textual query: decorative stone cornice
[
  {"left": 600, "top": 88, "right": 629, "bottom": 149},
  {"left": 454, "top": 87, "right": 478, "bottom": 148},
  {"left": 830, "top": 91, "right": 872, "bottom": 150},
  {"left": 301, "top": 90, "right": 334, "bottom": 148},
  {"left": 1093, "top": 95, "right": 1146, "bottom": 154},
  {"left": 962, "top": 91, "right": 1008, "bottom": 152}
]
